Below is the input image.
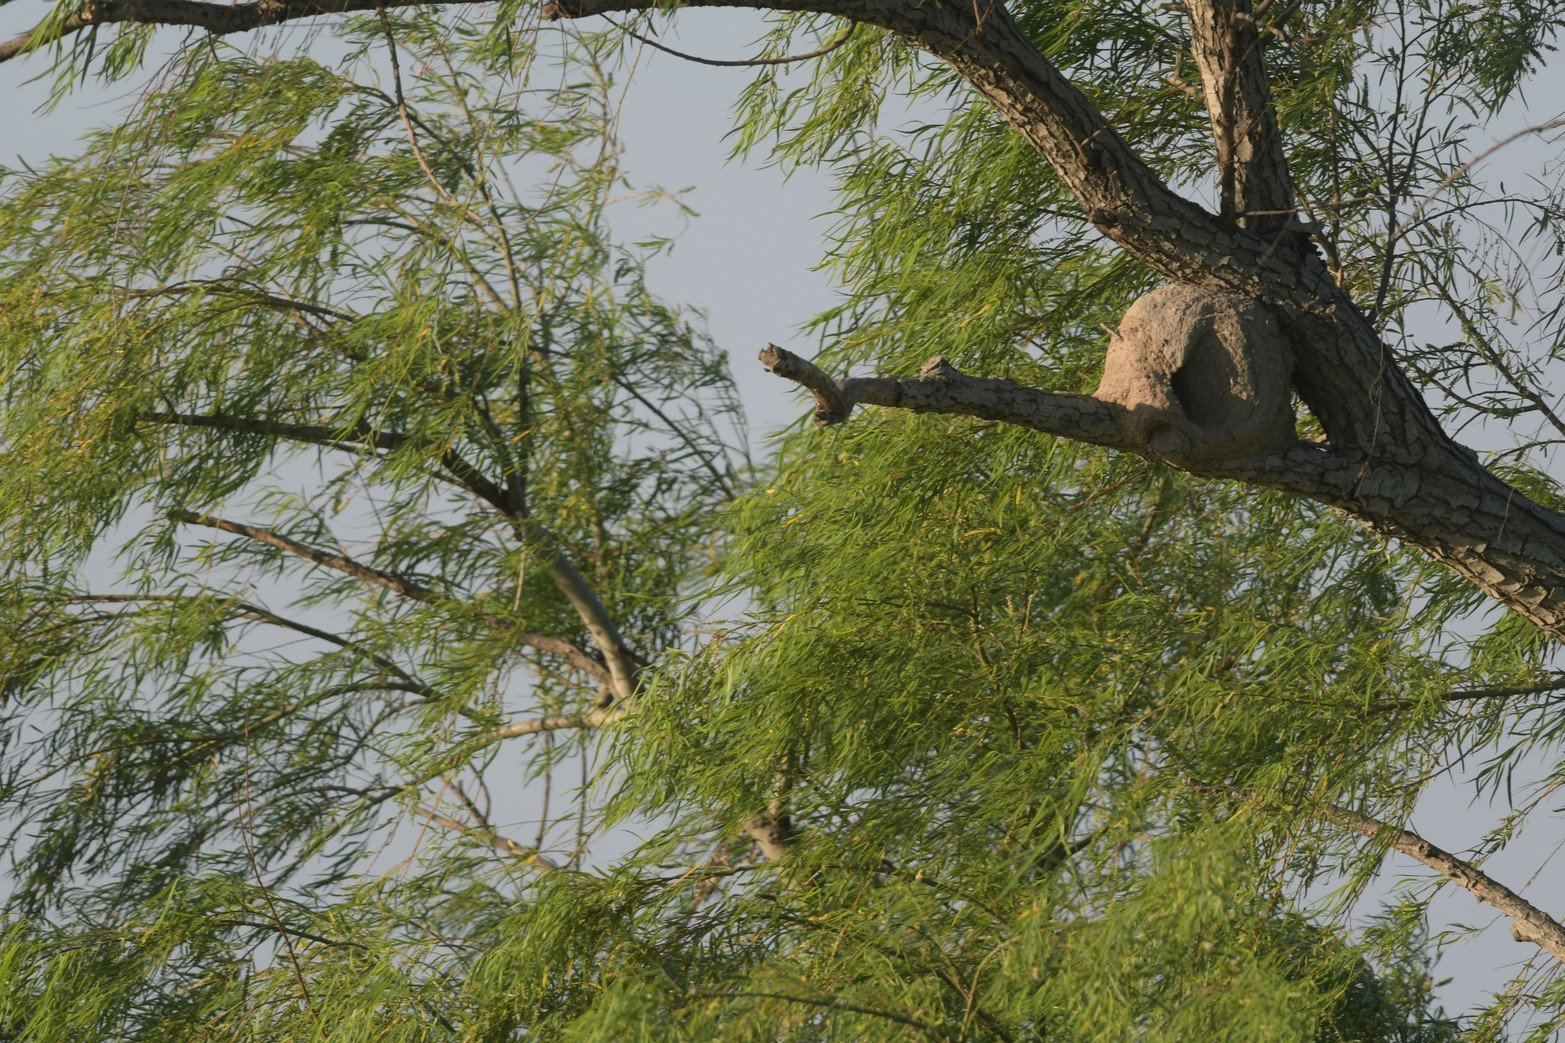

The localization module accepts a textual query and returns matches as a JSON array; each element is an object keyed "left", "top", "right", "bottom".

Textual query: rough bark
[
  {"left": 1183, "top": 0, "right": 1297, "bottom": 237},
  {"left": 1325, "top": 803, "right": 1565, "bottom": 963}
]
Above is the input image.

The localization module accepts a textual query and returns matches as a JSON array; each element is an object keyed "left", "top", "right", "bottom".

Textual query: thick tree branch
[
  {"left": 1183, "top": 0, "right": 1297, "bottom": 239},
  {"left": 0, "top": 0, "right": 472, "bottom": 62},
  {"left": 538, "top": 0, "right": 1459, "bottom": 459},
  {"left": 1324, "top": 803, "right": 1565, "bottom": 964}
]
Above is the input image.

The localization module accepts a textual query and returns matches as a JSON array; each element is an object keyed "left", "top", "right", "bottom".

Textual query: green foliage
[{"left": 2, "top": 0, "right": 1565, "bottom": 1039}]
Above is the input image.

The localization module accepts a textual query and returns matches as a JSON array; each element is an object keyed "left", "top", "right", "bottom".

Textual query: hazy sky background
[{"left": 1, "top": 3, "right": 1562, "bottom": 1028}]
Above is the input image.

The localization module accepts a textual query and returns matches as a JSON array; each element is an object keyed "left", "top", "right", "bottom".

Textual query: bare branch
[
  {"left": 758, "top": 344, "right": 1124, "bottom": 446},
  {"left": 487, "top": 705, "right": 624, "bottom": 740},
  {"left": 1183, "top": 0, "right": 1298, "bottom": 239},
  {"left": 1324, "top": 803, "right": 1565, "bottom": 963},
  {"left": 1372, "top": 675, "right": 1565, "bottom": 712},
  {"left": 539, "top": 541, "right": 645, "bottom": 705},
  {"left": 758, "top": 344, "right": 1565, "bottom": 644},
  {"left": 0, "top": 0, "right": 472, "bottom": 63}
]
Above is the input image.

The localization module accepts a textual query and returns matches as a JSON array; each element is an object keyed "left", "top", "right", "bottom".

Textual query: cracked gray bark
[
  {"left": 8, "top": 0, "right": 1565, "bottom": 639},
  {"left": 1324, "top": 804, "right": 1565, "bottom": 963}
]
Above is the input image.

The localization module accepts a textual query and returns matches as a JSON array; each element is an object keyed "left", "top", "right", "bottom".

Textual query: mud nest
[{"left": 1094, "top": 283, "right": 1296, "bottom": 463}]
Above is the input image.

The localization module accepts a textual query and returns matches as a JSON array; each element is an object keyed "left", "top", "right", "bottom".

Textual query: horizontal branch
[
  {"left": 759, "top": 344, "right": 1124, "bottom": 446},
  {"left": 1373, "top": 675, "right": 1565, "bottom": 712},
  {"left": 139, "top": 411, "right": 511, "bottom": 511},
  {"left": 0, "top": 0, "right": 470, "bottom": 62}
]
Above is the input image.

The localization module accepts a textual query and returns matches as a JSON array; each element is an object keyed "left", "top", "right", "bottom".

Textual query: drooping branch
[
  {"left": 538, "top": 543, "right": 645, "bottom": 705},
  {"left": 172, "top": 511, "right": 615, "bottom": 685},
  {"left": 1324, "top": 803, "right": 1565, "bottom": 964},
  {"left": 1194, "top": 780, "right": 1565, "bottom": 963}
]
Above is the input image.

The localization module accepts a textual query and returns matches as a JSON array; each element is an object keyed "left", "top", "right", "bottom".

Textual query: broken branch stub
[
  {"left": 760, "top": 344, "right": 852, "bottom": 424},
  {"left": 1095, "top": 284, "right": 1295, "bottom": 463}
]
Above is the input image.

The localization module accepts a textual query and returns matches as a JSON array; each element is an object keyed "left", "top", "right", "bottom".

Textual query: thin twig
[{"left": 603, "top": 16, "right": 855, "bottom": 68}]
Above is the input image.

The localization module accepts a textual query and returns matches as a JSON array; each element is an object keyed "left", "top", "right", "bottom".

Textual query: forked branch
[{"left": 1183, "top": 0, "right": 1297, "bottom": 237}]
